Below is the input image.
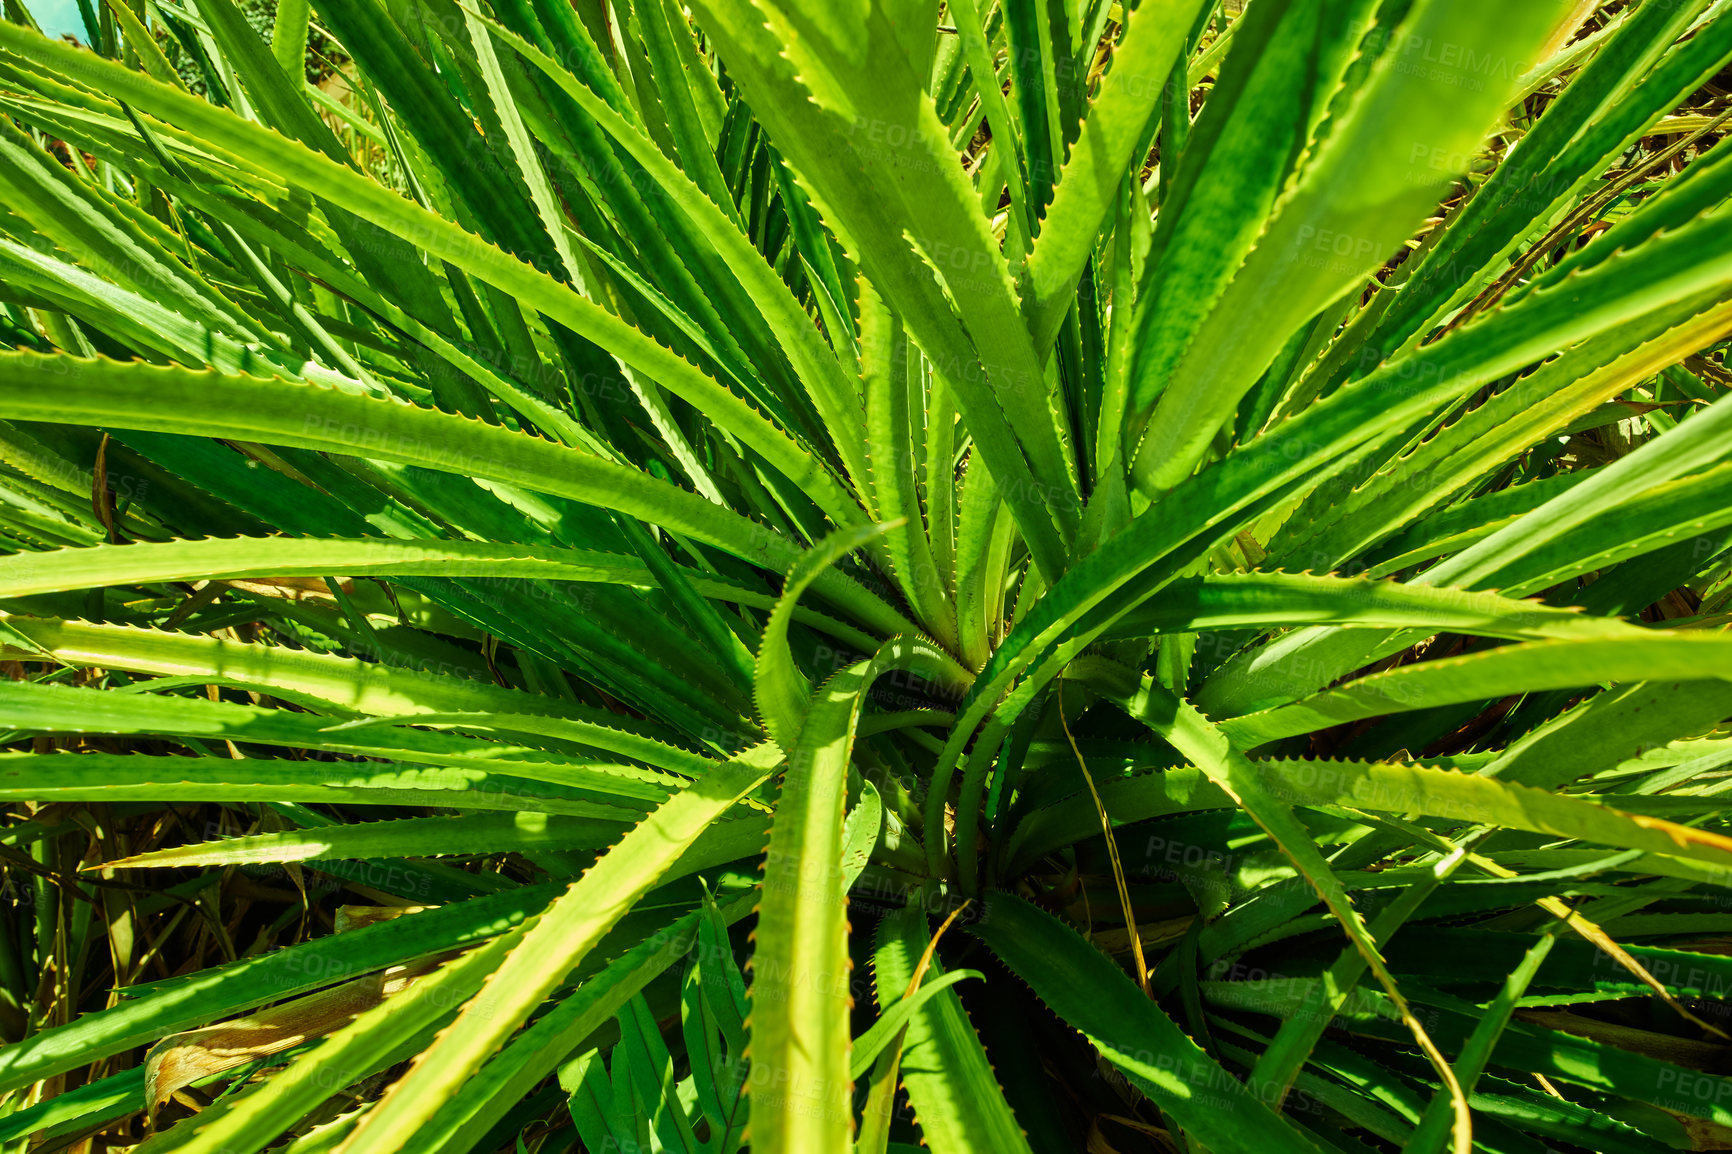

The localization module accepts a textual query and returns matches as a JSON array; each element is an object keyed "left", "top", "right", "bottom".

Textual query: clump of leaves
[
  {"left": 148, "top": 0, "right": 349, "bottom": 93},
  {"left": 1, "top": 1, "right": 1732, "bottom": 1152}
]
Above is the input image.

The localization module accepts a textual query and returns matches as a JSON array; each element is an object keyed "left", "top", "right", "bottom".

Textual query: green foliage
[
  {"left": 148, "top": 0, "right": 346, "bottom": 92},
  {"left": 0, "top": 0, "right": 1731, "bottom": 1151}
]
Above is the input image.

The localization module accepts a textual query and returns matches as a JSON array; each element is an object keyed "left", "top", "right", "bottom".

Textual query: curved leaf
[{"left": 971, "top": 892, "right": 1325, "bottom": 1154}]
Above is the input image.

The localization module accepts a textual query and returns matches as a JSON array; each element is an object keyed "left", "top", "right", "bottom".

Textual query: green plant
[{"left": 1, "top": 0, "right": 1731, "bottom": 1149}]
